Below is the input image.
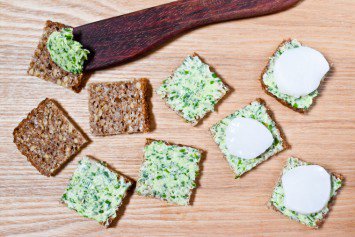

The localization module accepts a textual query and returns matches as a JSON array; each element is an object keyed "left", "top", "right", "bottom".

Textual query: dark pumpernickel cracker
[
  {"left": 13, "top": 98, "right": 89, "bottom": 176},
  {"left": 88, "top": 79, "right": 150, "bottom": 136},
  {"left": 28, "top": 20, "right": 87, "bottom": 92}
]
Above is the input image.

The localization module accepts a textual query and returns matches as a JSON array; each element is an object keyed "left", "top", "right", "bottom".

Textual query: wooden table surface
[{"left": 1, "top": 0, "right": 354, "bottom": 236}]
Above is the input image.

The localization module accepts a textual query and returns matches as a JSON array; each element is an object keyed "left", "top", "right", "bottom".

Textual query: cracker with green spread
[
  {"left": 210, "top": 99, "right": 288, "bottom": 178},
  {"left": 62, "top": 156, "right": 132, "bottom": 227},
  {"left": 157, "top": 54, "right": 229, "bottom": 125},
  {"left": 28, "top": 20, "right": 90, "bottom": 92},
  {"left": 260, "top": 39, "right": 324, "bottom": 112},
  {"left": 268, "top": 157, "right": 344, "bottom": 228},
  {"left": 136, "top": 139, "right": 203, "bottom": 205}
]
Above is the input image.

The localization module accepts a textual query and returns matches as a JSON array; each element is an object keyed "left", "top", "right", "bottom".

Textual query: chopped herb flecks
[
  {"left": 47, "top": 28, "right": 90, "bottom": 74},
  {"left": 157, "top": 55, "right": 229, "bottom": 124},
  {"left": 136, "top": 140, "right": 202, "bottom": 205},
  {"left": 61, "top": 157, "right": 131, "bottom": 226}
]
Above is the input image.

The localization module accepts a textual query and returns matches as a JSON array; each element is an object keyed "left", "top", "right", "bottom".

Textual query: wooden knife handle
[{"left": 74, "top": 0, "right": 300, "bottom": 71}]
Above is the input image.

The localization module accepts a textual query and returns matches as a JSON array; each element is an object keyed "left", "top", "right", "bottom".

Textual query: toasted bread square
[
  {"left": 13, "top": 98, "right": 89, "bottom": 176},
  {"left": 62, "top": 156, "right": 133, "bottom": 227},
  {"left": 157, "top": 54, "right": 229, "bottom": 125},
  {"left": 210, "top": 99, "right": 288, "bottom": 178},
  {"left": 136, "top": 139, "right": 203, "bottom": 205},
  {"left": 260, "top": 39, "right": 326, "bottom": 112},
  {"left": 268, "top": 157, "right": 344, "bottom": 228},
  {"left": 27, "top": 20, "right": 87, "bottom": 92},
  {"left": 88, "top": 79, "right": 150, "bottom": 136}
]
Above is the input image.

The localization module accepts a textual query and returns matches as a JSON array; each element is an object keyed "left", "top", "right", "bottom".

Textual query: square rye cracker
[
  {"left": 61, "top": 156, "right": 133, "bottom": 227},
  {"left": 88, "top": 79, "right": 150, "bottom": 136},
  {"left": 268, "top": 157, "right": 344, "bottom": 228},
  {"left": 157, "top": 54, "right": 229, "bottom": 126},
  {"left": 13, "top": 98, "right": 89, "bottom": 176},
  {"left": 210, "top": 99, "right": 288, "bottom": 178},
  {"left": 28, "top": 20, "right": 87, "bottom": 92},
  {"left": 260, "top": 39, "right": 329, "bottom": 112},
  {"left": 136, "top": 139, "right": 203, "bottom": 206}
]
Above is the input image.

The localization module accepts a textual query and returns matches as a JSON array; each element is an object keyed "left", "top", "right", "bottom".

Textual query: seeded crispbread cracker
[
  {"left": 27, "top": 20, "right": 87, "bottom": 92},
  {"left": 13, "top": 98, "right": 89, "bottom": 176},
  {"left": 260, "top": 39, "right": 329, "bottom": 112},
  {"left": 136, "top": 139, "right": 203, "bottom": 206},
  {"left": 157, "top": 53, "right": 229, "bottom": 126},
  {"left": 88, "top": 79, "right": 150, "bottom": 136},
  {"left": 210, "top": 99, "right": 288, "bottom": 178},
  {"left": 61, "top": 156, "right": 133, "bottom": 227},
  {"left": 268, "top": 157, "right": 344, "bottom": 228}
]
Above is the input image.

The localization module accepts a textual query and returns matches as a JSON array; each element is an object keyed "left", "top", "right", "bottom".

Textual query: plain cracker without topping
[
  {"left": 13, "top": 98, "right": 89, "bottom": 176},
  {"left": 88, "top": 79, "right": 150, "bottom": 136}
]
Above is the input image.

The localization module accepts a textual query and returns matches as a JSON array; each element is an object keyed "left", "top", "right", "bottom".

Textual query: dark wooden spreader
[{"left": 73, "top": 0, "right": 301, "bottom": 71}]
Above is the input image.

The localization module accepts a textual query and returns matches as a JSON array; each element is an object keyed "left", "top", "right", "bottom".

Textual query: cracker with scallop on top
[{"left": 210, "top": 99, "right": 288, "bottom": 178}]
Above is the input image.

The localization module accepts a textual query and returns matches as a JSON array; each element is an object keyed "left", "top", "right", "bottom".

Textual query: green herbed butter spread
[
  {"left": 136, "top": 141, "right": 202, "bottom": 205},
  {"left": 270, "top": 157, "right": 342, "bottom": 228},
  {"left": 262, "top": 39, "right": 318, "bottom": 110},
  {"left": 210, "top": 100, "right": 284, "bottom": 178},
  {"left": 61, "top": 157, "right": 131, "bottom": 226},
  {"left": 157, "top": 55, "right": 229, "bottom": 124},
  {"left": 47, "top": 28, "right": 89, "bottom": 74}
]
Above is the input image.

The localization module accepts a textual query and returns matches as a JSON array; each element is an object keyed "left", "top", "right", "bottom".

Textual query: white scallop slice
[
  {"left": 274, "top": 46, "right": 330, "bottom": 98},
  {"left": 225, "top": 117, "right": 274, "bottom": 160},
  {"left": 282, "top": 165, "right": 331, "bottom": 214}
]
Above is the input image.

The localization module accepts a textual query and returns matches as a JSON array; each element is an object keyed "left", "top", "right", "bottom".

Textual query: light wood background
[{"left": 1, "top": 0, "right": 354, "bottom": 236}]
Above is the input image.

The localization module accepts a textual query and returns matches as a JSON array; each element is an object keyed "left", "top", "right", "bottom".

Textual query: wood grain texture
[
  {"left": 0, "top": 0, "right": 354, "bottom": 236},
  {"left": 75, "top": 0, "right": 301, "bottom": 70}
]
